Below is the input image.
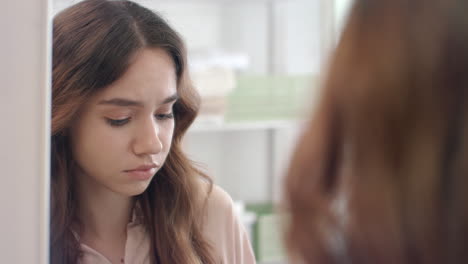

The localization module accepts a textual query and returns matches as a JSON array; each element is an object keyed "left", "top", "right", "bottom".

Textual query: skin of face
[{"left": 70, "top": 48, "right": 178, "bottom": 197}]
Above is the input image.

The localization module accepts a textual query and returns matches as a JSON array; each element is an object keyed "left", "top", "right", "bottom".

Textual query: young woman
[
  {"left": 50, "top": 0, "right": 255, "bottom": 263},
  {"left": 284, "top": 0, "right": 468, "bottom": 263}
]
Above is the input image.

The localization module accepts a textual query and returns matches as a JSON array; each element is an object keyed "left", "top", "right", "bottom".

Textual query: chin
[{"left": 120, "top": 181, "right": 152, "bottom": 197}]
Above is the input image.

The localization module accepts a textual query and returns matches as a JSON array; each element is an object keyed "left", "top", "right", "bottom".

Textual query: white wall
[
  {"left": 219, "top": 0, "right": 321, "bottom": 75},
  {"left": 1, "top": 0, "right": 51, "bottom": 263},
  {"left": 184, "top": 130, "right": 271, "bottom": 202},
  {"left": 220, "top": 2, "right": 270, "bottom": 74},
  {"left": 334, "top": 0, "right": 354, "bottom": 39},
  {"left": 277, "top": 0, "right": 322, "bottom": 74},
  {"left": 139, "top": 1, "right": 223, "bottom": 51},
  {"left": 183, "top": 123, "right": 304, "bottom": 203}
]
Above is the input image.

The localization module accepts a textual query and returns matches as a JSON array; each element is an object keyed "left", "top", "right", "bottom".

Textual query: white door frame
[{"left": 0, "top": 0, "right": 51, "bottom": 263}]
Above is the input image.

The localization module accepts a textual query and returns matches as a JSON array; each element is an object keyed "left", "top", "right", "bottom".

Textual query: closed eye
[
  {"left": 155, "top": 113, "right": 174, "bottom": 121},
  {"left": 106, "top": 117, "right": 131, "bottom": 127}
]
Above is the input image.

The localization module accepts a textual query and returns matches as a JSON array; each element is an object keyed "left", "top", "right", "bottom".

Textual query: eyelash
[
  {"left": 107, "top": 118, "right": 131, "bottom": 127},
  {"left": 155, "top": 113, "right": 174, "bottom": 121},
  {"left": 106, "top": 113, "right": 174, "bottom": 127}
]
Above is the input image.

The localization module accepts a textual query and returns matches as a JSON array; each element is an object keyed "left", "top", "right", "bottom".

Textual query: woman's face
[{"left": 70, "top": 48, "right": 178, "bottom": 197}]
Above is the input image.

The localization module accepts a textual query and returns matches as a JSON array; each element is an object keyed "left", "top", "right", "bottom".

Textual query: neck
[{"left": 75, "top": 176, "right": 135, "bottom": 242}]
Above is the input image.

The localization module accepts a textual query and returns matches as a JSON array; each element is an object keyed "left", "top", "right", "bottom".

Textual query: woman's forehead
[{"left": 92, "top": 48, "right": 178, "bottom": 106}]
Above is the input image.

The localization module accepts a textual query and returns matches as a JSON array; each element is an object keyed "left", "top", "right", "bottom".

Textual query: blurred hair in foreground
[{"left": 284, "top": 0, "right": 468, "bottom": 263}]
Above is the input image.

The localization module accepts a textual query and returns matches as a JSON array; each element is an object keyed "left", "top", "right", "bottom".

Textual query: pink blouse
[{"left": 78, "top": 185, "right": 256, "bottom": 264}]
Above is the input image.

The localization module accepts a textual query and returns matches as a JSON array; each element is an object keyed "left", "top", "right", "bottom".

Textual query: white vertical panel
[
  {"left": 275, "top": 0, "right": 322, "bottom": 75},
  {"left": 220, "top": 2, "right": 269, "bottom": 74},
  {"left": 335, "top": 0, "right": 354, "bottom": 38},
  {"left": 0, "top": 0, "right": 51, "bottom": 263},
  {"left": 320, "top": 0, "right": 337, "bottom": 68},
  {"left": 118, "top": 1, "right": 223, "bottom": 52}
]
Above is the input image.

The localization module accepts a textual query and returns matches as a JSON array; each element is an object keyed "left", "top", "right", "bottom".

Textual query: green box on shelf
[
  {"left": 246, "top": 203, "right": 286, "bottom": 262},
  {"left": 225, "top": 74, "right": 315, "bottom": 122}
]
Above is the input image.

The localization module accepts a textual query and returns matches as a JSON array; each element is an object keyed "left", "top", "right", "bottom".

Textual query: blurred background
[{"left": 51, "top": 0, "right": 353, "bottom": 263}]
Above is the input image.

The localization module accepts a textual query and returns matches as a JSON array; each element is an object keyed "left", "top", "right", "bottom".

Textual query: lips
[
  {"left": 129, "top": 164, "right": 158, "bottom": 171},
  {"left": 124, "top": 163, "right": 159, "bottom": 180}
]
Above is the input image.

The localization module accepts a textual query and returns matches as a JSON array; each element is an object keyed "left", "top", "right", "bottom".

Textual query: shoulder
[
  {"left": 197, "top": 180, "right": 237, "bottom": 226},
  {"left": 197, "top": 181, "right": 257, "bottom": 263},
  {"left": 206, "top": 184, "right": 236, "bottom": 216}
]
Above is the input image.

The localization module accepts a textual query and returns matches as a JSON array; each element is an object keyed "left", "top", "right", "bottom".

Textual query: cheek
[
  {"left": 71, "top": 118, "right": 127, "bottom": 173},
  {"left": 161, "top": 122, "right": 175, "bottom": 152}
]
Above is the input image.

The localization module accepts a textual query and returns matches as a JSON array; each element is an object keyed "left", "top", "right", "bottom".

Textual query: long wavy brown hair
[
  {"left": 285, "top": 0, "right": 468, "bottom": 263},
  {"left": 50, "top": 0, "right": 215, "bottom": 263}
]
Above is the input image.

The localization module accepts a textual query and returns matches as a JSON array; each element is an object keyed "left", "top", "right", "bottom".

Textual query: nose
[{"left": 132, "top": 118, "right": 163, "bottom": 156}]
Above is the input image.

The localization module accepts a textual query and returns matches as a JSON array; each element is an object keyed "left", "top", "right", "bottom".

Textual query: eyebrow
[{"left": 98, "top": 93, "right": 179, "bottom": 107}]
